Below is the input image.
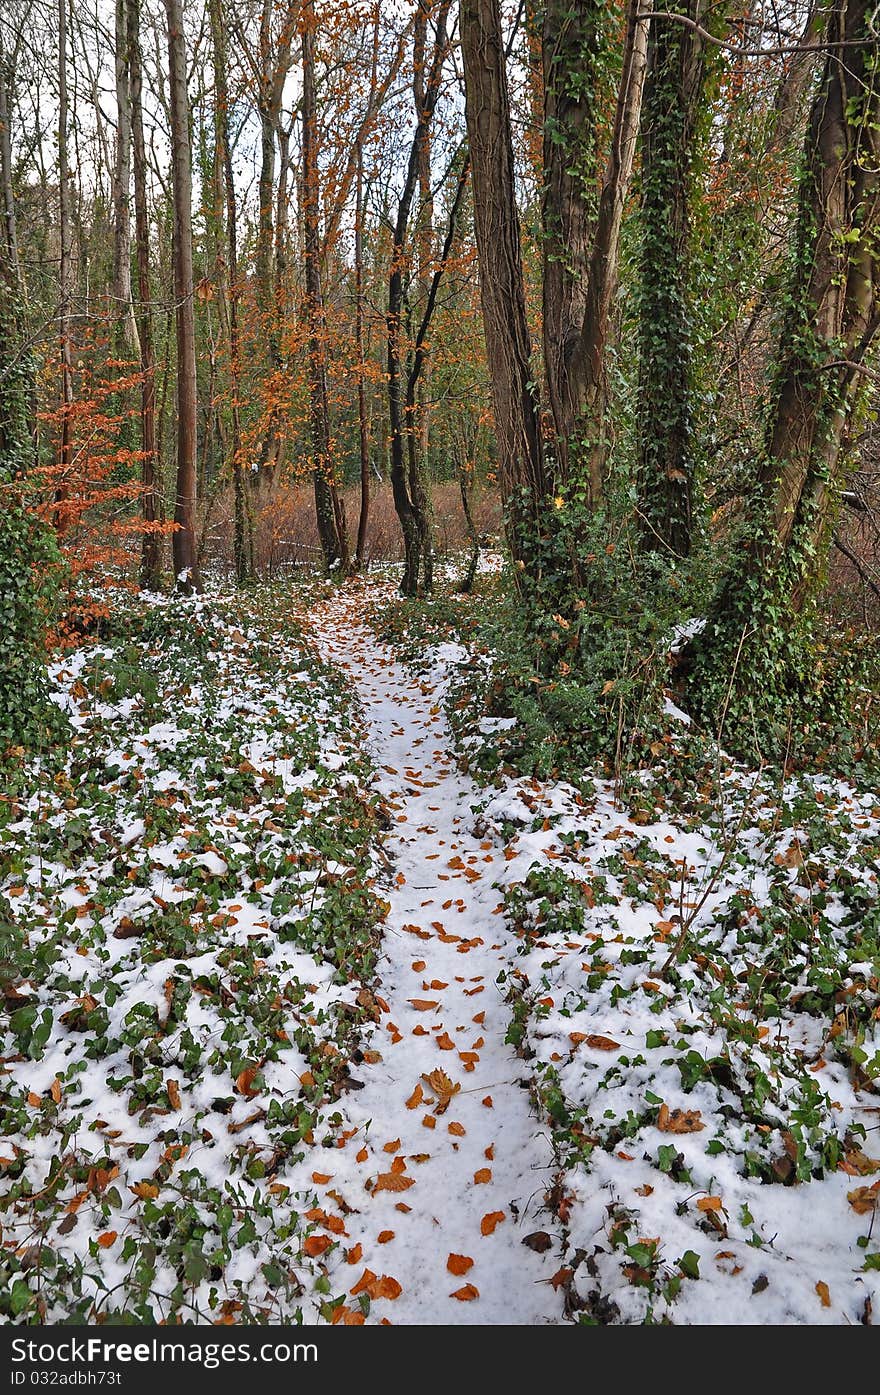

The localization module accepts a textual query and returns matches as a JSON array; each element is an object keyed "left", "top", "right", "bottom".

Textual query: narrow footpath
[{"left": 306, "top": 582, "right": 565, "bottom": 1324}]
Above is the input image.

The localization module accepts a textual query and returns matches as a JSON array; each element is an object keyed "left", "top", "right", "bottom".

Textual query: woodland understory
[{"left": 1, "top": 0, "right": 880, "bottom": 1327}]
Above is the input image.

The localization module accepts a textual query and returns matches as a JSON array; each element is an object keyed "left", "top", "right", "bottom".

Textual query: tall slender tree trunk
[
  {"left": 636, "top": 2, "right": 709, "bottom": 558},
  {"left": 130, "top": 0, "right": 161, "bottom": 589},
  {"left": 386, "top": 1, "right": 451, "bottom": 596},
  {"left": 460, "top": 0, "right": 548, "bottom": 547},
  {"left": 254, "top": 0, "right": 277, "bottom": 340},
  {"left": 112, "top": 0, "right": 139, "bottom": 357},
  {"left": 301, "top": 5, "right": 348, "bottom": 572},
  {"left": 164, "top": 0, "right": 201, "bottom": 591},
  {"left": 409, "top": 13, "right": 435, "bottom": 591},
  {"left": 354, "top": 149, "right": 371, "bottom": 568},
  {"left": 210, "top": 0, "right": 250, "bottom": 585},
  {"left": 56, "top": 0, "right": 73, "bottom": 534},
  {"left": 0, "top": 39, "right": 20, "bottom": 282}
]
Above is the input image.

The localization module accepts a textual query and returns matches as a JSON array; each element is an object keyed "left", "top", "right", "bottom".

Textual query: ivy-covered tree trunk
[
  {"left": 689, "top": 0, "right": 880, "bottom": 738},
  {"left": 541, "top": 0, "right": 652, "bottom": 505},
  {"left": 0, "top": 259, "right": 59, "bottom": 748},
  {"left": 636, "top": 2, "right": 709, "bottom": 558}
]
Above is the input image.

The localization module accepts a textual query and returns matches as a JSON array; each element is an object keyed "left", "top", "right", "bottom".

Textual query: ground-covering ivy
[{"left": 0, "top": 585, "right": 388, "bottom": 1323}]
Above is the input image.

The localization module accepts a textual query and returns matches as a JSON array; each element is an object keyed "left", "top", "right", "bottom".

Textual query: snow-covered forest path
[{"left": 306, "top": 583, "right": 565, "bottom": 1324}]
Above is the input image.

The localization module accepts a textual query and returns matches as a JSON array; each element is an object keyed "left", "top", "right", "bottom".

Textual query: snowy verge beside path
[{"left": 369, "top": 577, "right": 880, "bottom": 1326}]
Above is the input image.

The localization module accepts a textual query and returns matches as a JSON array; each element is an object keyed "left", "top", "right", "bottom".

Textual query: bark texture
[
  {"left": 541, "top": 0, "right": 652, "bottom": 503},
  {"left": 130, "top": 0, "right": 161, "bottom": 589},
  {"left": 636, "top": 1, "right": 708, "bottom": 557},
  {"left": 460, "top": 0, "right": 548, "bottom": 536},
  {"left": 165, "top": 0, "right": 201, "bottom": 591}
]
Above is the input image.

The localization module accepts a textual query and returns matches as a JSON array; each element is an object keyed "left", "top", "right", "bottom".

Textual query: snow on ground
[
  {"left": 364, "top": 571, "right": 880, "bottom": 1325},
  {"left": 292, "top": 581, "right": 565, "bottom": 1325},
  {"left": 0, "top": 589, "right": 386, "bottom": 1323},
  {"left": 3, "top": 566, "right": 878, "bottom": 1326}
]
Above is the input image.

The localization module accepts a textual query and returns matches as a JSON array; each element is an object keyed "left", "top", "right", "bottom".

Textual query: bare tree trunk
[
  {"left": 56, "top": 0, "right": 74, "bottom": 534},
  {"left": 242, "top": 0, "right": 300, "bottom": 489},
  {"left": 301, "top": 3, "right": 348, "bottom": 572},
  {"left": 130, "top": 0, "right": 161, "bottom": 589},
  {"left": 769, "top": 3, "right": 823, "bottom": 155},
  {"left": 0, "top": 38, "right": 20, "bottom": 281},
  {"left": 387, "top": 0, "right": 452, "bottom": 596},
  {"left": 404, "top": 152, "right": 470, "bottom": 594},
  {"left": 254, "top": 0, "right": 277, "bottom": 346},
  {"left": 112, "top": 0, "right": 139, "bottom": 357},
  {"left": 413, "top": 12, "right": 433, "bottom": 477},
  {"left": 460, "top": 0, "right": 548, "bottom": 547},
  {"left": 354, "top": 148, "right": 371, "bottom": 568},
  {"left": 457, "top": 456, "right": 480, "bottom": 593},
  {"left": 210, "top": 0, "right": 250, "bottom": 585},
  {"left": 164, "top": 0, "right": 201, "bottom": 591},
  {"left": 409, "top": 14, "right": 436, "bottom": 593}
]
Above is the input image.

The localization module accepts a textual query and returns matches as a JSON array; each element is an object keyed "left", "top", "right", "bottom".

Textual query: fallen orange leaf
[
  {"left": 303, "top": 1234, "right": 331, "bottom": 1258},
  {"left": 331, "top": 1306, "right": 365, "bottom": 1325},
  {"left": 481, "top": 1211, "right": 505, "bottom": 1235},
  {"left": 421, "top": 1069, "right": 460, "bottom": 1113},
  {"left": 473, "top": 1168, "right": 492, "bottom": 1185},
  {"left": 130, "top": 1182, "right": 159, "bottom": 1200},
  {"left": 235, "top": 1067, "right": 259, "bottom": 1097},
  {"left": 447, "top": 1254, "right": 474, "bottom": 1276},
  {"left": 847, "top": 1182, "right": 880, "bottom": 1214},
  {"left": 450, "top": 1284, "right": 479, "bottom": 1301},
  {"left": 657, "top": 1103, "right": 704, "bottom": 1134},
  {"left": 374, "top": 1172, "right": 415, "bottom": 1194},
  {"left": 350, "top": 1269, "right": 402, "bottom": 1300}
]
